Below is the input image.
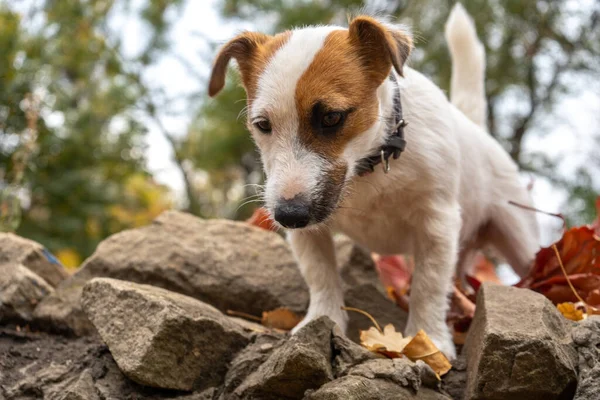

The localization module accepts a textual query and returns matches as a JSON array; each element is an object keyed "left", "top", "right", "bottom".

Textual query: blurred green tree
[
  {"left": 195, "top": 0, "right": 599, "bottom": 221},
  {"left": 0, "top": 0, "right": 177, "bottom": 264}
]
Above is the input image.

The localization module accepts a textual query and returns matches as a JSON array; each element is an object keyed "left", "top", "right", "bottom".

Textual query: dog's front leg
[
  {"left": 289, "top": 228, "right": 348, "bottom": 334},
  {"left": 405, "top": 204, "right": 460, "bottom": 360}
]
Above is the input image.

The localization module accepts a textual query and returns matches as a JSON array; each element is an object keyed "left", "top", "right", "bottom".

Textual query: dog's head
[{"left": 208, "top": 17, "right": 412, "bottom": 229}]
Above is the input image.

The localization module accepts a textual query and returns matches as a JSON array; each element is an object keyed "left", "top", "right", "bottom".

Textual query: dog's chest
[{"left": 331, "top": 178, "right": 416, "bottom": 255}]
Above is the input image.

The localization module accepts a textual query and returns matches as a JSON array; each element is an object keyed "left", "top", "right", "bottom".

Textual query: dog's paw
[
  {"left": 430, "top": 335, "right": 457, "bottom": 361},
  {"left": 291, "top": 307, "right": 348, "bottom": 335}
]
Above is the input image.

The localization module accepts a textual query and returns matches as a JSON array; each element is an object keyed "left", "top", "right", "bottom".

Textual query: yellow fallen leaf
[
  {"left": 261, "top": 307, "right": 303, "bottom": 330},
  {"left": 359, "top": 324, "right": 412, "bottom": 358},
  {"left": 557, "top": 302, "right": 585, "bottom": 321},
  {"left": 402, "top": 330, "right": 452, "bottom": 376},
  {"left": 346, "top": 306, "right": 452, "bottom": 376}
]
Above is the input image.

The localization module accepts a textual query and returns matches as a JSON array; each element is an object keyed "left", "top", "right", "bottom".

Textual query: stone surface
[
  {"left": 464, "top": 283, "right": 578, "bottom": 400},
  {"left": 441, "top": 354, "right": 467, "bottom": 400},
  {"left": 227, "top": 317, "right": 335, "bottom": 399},
  {"left": 344, "top": 283, "right": 408, "bottom": 343},
  {"left": 219, "top": 333, "right": 285, "bottom": 399},
  {"left": 331, "top": 324, "right": 380, "bottom": 377},
  {"left": 81, "top": 277, "right": 250, "bottom": 391},
  {"left": 0, "top": 232, "right": 68, "bottom": 288},
  {"left": 306, "top": 375, "right": 451, "bottom": 400},
  {"left": 35, "top": 210, "right": 309, "bottom": 335},
  {"left": 0, "top": 262, "right": 54, "bottom": 323},
  {"left": 0, "top": 327, "right": 216, "bottom": 399},
  {"left": 572, "top": 316, "right": 600, "bottom": 400},
  {"left": 33, "top": 274, "right": 94, "bottom": 336},
  {"left": 60, "top": 370, "right": 100, "bottom": 400}
]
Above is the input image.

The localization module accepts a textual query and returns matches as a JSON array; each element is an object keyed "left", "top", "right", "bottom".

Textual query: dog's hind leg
[
  {"left": 288, "top": 228, "right": 349, "bottom": 334},
  {"left": 485, "top": 201, "right": 539, "bottom": 277}
]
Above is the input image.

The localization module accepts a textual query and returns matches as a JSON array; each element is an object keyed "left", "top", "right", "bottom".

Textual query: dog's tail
[{"left": 445, "top": 3, "right": 487, "bottom": 129}]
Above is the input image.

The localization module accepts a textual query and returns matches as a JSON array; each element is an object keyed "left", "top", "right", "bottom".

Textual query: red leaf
[
  {"left": 517, "top": 197, "right": 600, "bottom": 306},
  {"left": 246, "top": 207, "right": 277, "bottom": 231},
  {"left": 373, "top": 254, "right": 413, "bottom": 295}
]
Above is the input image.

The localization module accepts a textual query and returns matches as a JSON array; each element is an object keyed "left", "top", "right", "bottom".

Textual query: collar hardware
[{"left": 357, "top": 74, "right": 407, "bottom": 176}]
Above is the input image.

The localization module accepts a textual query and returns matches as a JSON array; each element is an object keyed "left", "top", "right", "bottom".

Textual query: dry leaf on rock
[
  {"left": 402, "top": 330, "right": 452, "bottom": 376},
  {"left": 359, "top": 324, "right": 412, "bottom": 358},
  {"left": 246, "top": 207, "right": 277, "bottom": 231},
  {"left": 261, "top": 307, "right": 303, "bottom": 330},
  {"left": 557, "top": 302, "right": 585, "bottom": 321}
]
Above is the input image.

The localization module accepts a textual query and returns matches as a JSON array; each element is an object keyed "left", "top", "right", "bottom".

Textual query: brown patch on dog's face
[
  {"left": 295, "top": 30, "right": 381, "bottom": 161},
  {"left": 208, "top": 31, "right": 291, "bottom": 100},
  {"left": 294, "top": 18, "right": 412, "bottom": 163}
]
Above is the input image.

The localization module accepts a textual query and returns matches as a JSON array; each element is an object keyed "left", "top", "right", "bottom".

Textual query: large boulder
[
  {"left": 0, "top": 262, "right": 54, "bottom": 323},
  {"left": 35, "top": 210, "right": 309, "bottom": 335},
  {"left": 572, "top": 316, "right": 600, "bottom": 400},
  {"left": 0, "top": 232, "right": 68, "bottom": 287},
  {"left": 81, "top": 278, "right": 250, "bottom": 391},
  {"left": 464, "top": 283, "right": 578, "bottom": 400}
]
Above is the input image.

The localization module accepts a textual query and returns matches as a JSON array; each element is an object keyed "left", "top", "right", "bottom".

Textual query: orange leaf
[
  {"left": 402, "top": 330, "right": 452, "bottom": 376},
  {"left": 557, "top": 302, "right": 584, "bottom": 321},
  {"left": 517, "top": 226, "right": 600, "bottom": 304},
  {"left": 261, "top": 307, "right": 303, "bottom": 330},
  {"left": 246, "top": 207, "right": 276, "bottom": 231}
]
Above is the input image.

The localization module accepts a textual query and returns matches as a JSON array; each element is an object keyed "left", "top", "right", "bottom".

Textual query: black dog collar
[{"left": 356, "top": 73, "right": 407, "bottom": 176}]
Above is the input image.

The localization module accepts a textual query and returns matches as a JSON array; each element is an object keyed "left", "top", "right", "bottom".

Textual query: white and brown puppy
[{"left": 208, "top": 4, "right": 539, "bottom": 358}]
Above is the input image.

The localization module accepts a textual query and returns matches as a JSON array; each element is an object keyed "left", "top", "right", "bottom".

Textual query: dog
[{"left": 208, "top": 4, "right": 539, "bottom": 359}]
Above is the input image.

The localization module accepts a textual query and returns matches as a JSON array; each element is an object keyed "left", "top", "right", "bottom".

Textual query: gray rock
[
  {"left": 331, "top": 324, "right": 381, "bottom": 377},
  {"left": 572, "top": 316, "right": 600, "bottom": 400},
  {"left": 0, "top": 232, "right": 68, "bottom": 287},
  {"left": 346, "top": 358, "right": 423, "bottom": 393},
  {"left": 229, "top": 317, "right": 335, "bottom": 399},
  {"left": 441, "top": 354, "right": 467, "bottom": 400},
  {"left": 0, "top": 262, "right": 54, "bottom": 323},
  {"left": 344, "top": 283, "right": 408, "bottom": 343},
  {"left": 464, "top": 283, "right": 578, "bottom": 400},
  {"left": 35, "top": 211, "right": 309, "bottom": 335},
  {"left": 306, "top": 375, "right": 451, "bottom": 400},
  {"left": 220, "top": 333, "right": 285, "bottom": 398},
  {"left": 33, "top": 274, "right": 94, "bottom": 335},
  {"left": 59, "top": 370, "right": 100, "bottom": 400},
  {"left": 81, "top": 278, "right": 250, "bottom": 391}
]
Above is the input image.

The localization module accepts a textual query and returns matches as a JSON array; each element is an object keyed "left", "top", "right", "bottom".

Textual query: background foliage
[{"left": 1, "top": 0, "right": 599, "bottom": 266}]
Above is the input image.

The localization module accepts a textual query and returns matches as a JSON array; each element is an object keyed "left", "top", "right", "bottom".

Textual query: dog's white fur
[{"left": 217, "top": 4, "right": 540, "bottom": 359}]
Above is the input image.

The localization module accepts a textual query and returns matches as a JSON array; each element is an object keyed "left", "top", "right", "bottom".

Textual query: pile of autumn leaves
[{"left": 244, "top": 197, "right": 600, "bottom": 376}]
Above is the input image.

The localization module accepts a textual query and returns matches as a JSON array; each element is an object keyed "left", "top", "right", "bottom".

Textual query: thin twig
[
  {"left": 342, "top": 306, "right": 382, "bottom": 333},
  {"left": 226, "top": 309, "right": 262, "bottom": 322},
  {"left": 508, "top": 200, "right": 566, "bottom": 230},
  {"left": 551, "top": 244, "right": 598, "bottom": 313}
]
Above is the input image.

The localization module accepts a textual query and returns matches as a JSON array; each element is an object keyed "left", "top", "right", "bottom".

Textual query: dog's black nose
[{"left": 274, "top": 197, "right": 311, "bottom": 228}]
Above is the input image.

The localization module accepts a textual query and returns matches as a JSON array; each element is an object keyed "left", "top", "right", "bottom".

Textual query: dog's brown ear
[
  {"left": 348, "top": 16, "right": 413, "bottom": 83},
  {"left": 208, "top": 32, "right": 270, "bottom": 97}
]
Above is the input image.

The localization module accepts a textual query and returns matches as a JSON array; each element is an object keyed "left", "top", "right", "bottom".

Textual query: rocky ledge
[{"left": 1, "top": 211, "right": 598, "bottom": 399}]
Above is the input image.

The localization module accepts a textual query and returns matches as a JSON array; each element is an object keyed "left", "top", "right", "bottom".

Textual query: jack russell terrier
[{"left": 208, "top": 4, "right": 539, "bottom": 358}]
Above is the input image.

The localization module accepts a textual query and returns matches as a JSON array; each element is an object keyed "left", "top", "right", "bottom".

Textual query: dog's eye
[
  {"left": 322, "top": 112, "right": 343, "bottom": 128},
  {"left": 254, "top": 119, "right": 272, "bottom": 134}
]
